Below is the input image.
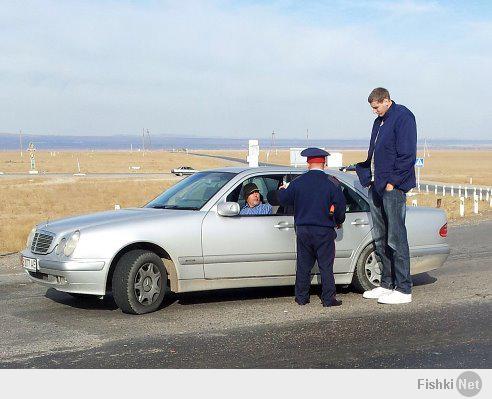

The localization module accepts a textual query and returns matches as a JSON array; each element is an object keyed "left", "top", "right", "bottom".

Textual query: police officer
[{"left": 268, "top": 148, "right": 346, "bottom": 307}]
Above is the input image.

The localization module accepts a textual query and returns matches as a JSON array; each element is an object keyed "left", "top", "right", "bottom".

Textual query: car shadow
[
  {"left": 45, "top": 288, "right": 119, "bottom": 311},
  {"left": 44, "top": 274, "right": 437, "bottom": 311},
  {"left": 172, "top": 285, "right": 295, "bottom": 306},
  {"left": 172, "top": 283, "right": 353, "bottom": 306}
]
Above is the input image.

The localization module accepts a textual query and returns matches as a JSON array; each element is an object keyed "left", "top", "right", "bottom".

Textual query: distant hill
[{"left": 0, "top": 132, "right": 490, "bottom": 151}]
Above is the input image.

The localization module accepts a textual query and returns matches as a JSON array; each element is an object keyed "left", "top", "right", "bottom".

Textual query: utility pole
[
  {"left": 20, "top": 129, "right": 23, "bottom": 157},
  {"left": 146, "top": 129, "right": 152, "bottom": 151},
  {"left": 424, "top": 138, "right": 431, "bottom": 158},
  {"left": 271, "top": 130, "right": 277, "bottom": 155},
  {"left": 142, "top": 128, "right": 145, "bottom": 155},
  {"left": 306, "top": 128, "right": 309, "bottom": 144}
]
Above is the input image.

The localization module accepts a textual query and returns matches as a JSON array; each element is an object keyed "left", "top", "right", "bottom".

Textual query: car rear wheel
[
  {"left": 352, "top": 244, "right": 382, "bottom": 293},
  {"left": 112, "top": 250, "right": 168, "bottom": 314}
]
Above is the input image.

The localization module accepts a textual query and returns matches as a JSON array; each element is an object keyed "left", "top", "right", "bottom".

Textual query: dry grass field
[
  {"left": 0, "top": 149, "right": 491, "bottom": 253},
  {"left": 0, "top": 150, "right": 240, "bottom": 174},
  {"left": 406, "top": 193, "right": 492, "bottom": 224},
  {"left": 0, "top": 178, "right": 174, "bottom": 253}
]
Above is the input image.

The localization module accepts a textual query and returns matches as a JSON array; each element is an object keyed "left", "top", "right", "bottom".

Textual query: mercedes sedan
[{"left": 21, "top": 166, "right": 450, "bottom": 314}]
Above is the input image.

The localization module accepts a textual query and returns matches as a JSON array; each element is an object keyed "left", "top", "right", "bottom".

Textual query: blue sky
[{"left": 1, "top": 0, "right": 491, "bottom": 139}]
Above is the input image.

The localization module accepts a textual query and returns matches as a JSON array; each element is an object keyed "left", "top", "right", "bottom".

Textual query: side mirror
[{"left": 217, "top": 202, "right": 240, "bottom": 217}]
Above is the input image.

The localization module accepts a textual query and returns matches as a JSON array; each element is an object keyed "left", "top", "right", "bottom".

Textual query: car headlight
[
  {"left": 63, "top": 231, "right": 80, "bottom": 257},
  {"left": 55, "top": 238, "right": 67, "bottom": 255},
  {"left": 26, "top": 228, "right": 36, "bottom": 248}
]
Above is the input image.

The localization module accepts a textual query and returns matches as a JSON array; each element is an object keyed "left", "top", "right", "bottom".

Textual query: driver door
[{"left": 201, "top": 174, "right": 298, "bottom": 279}]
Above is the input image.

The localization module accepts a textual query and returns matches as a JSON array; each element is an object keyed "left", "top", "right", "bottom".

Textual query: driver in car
[{"left": 239, "top": 183, "right": 273, "bottom": 215}]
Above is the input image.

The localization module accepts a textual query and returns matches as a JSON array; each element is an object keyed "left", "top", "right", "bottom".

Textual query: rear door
[{"left": 329, "top": 182, "right": 372, "bottom": 273}]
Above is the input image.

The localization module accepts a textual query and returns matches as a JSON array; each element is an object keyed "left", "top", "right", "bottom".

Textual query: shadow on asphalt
[
  {"left": 45, "top": 288, "right": 118, "bottom": 311},
  {"left": 412, "top": 272, "right": 437, "bottom": 287},
  {"left": 43, "top": 273, "right": 437, "bottom": 311}
]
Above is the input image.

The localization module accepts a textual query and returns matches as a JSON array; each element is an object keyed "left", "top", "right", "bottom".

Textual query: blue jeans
[{"left": 368, "top": 187, "right": 412, "bottom": 294}]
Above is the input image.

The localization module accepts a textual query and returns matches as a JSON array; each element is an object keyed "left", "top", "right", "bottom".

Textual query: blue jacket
[
  {"left": 356, "top": 101, "right": 417, "bottom": 196},
  {"left": 269, "top": 170, "right": 346, "bottom": 228}
]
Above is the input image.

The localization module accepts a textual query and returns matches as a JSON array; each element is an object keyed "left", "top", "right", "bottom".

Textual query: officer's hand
[
  {"left": 280, "top": 182, "right": 289, "bottom": 190},
  {"left": 385, "top": 183, "right": 394, "bottom": 191}
]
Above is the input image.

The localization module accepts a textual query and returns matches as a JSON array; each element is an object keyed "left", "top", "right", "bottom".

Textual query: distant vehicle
[
  {"left": 171, "top": 166, "right": 197, "bottom": 176},
  {"left": 21, "top": 166, "right": 450, "bottom": 315}
]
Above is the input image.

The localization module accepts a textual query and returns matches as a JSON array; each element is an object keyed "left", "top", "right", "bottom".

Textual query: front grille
[{"left": 31, "top": 231, "right": 55, "bottom": 254}]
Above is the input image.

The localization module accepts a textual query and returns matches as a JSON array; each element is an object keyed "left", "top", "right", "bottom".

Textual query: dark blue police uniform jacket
[
  {"left": 276, "top": 170, "right": 346, "bottom": 228},
  {"left": 356, "top": 101, "right": 417, "bottom": 196}
]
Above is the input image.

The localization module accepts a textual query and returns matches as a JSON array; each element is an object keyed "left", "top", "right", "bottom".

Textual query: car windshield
[{"left": 145, "top": 171, "right": 236, "bottom": 210}]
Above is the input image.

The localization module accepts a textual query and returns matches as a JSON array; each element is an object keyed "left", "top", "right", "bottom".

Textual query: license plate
[{"left": 22, "top": 256, "right": 38, "bottom": 272}]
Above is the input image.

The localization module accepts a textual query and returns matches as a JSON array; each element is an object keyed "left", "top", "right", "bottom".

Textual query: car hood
[{"left": 36, "top": 208, "right": 197, "bottom": 236}]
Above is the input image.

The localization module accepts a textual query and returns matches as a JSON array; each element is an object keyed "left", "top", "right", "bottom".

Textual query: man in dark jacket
[
  {"left": 356, "top": 88, "right": 416, "bottom": 304},
  {"left": 268, "top": 148, "right": 346, "bottom": 307}
]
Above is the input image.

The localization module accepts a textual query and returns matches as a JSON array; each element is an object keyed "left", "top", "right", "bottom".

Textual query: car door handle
[
  {"left": 274, "top": 221, "right": 294, "bottom": 229},
  {"left": 351, "top": 219, "right": 369, "bottom": 226}
]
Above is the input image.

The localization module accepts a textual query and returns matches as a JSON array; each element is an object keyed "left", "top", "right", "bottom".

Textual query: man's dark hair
[{"left": 368, "top": 87, "right": 390, "bottom": 103}]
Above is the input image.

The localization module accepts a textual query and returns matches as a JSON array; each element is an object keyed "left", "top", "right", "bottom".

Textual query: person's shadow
[{"left": 411, "top": 272, "right": 437, "bottom": 287}]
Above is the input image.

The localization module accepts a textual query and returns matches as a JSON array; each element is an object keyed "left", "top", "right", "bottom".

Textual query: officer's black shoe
[
  {"left": 322, "top": 298, "right": 342, "bottom": 307},
  {"left": 295, "top": 298, "right": 310, "bottom": 306}
]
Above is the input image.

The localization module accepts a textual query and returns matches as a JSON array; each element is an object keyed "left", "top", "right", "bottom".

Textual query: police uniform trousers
[{"left": 295, "top": 225, "right": 337, "bottom": 304}]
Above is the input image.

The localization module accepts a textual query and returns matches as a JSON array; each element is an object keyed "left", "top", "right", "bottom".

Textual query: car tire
[
  {"left": 352, "top": 244, "right": 382, "bottom": 293},
  {"left": 112, "top": 250, "right": 168, "bottom": 315}
]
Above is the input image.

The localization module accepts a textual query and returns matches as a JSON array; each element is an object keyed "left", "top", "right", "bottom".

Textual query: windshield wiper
[{"left": 149, "top": 205, "right": 199, "bottom": 210}]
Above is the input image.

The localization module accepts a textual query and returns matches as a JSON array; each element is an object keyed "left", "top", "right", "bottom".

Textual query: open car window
[{"left": 226, "top": 174, "right": 301, "bottom": 216}]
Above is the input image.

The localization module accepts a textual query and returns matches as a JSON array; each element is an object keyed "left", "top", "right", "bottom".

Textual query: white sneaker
[
  {"left": 362, "top": 287, "right": 393, "bottom": 299},
  {"left": 378, "top": 290, "right": 412, "bottom": 304}
]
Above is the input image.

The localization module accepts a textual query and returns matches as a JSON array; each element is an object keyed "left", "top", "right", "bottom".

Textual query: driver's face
[{"left": 246, "top": 191, "right": 261, "bottom": 207}]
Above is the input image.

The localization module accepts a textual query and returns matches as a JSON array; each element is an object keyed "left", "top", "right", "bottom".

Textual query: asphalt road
[{"left": 0, "top": 221, "right": 490, "bottom": 368}]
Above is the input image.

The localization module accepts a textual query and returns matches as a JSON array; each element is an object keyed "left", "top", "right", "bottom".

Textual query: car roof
[{"left": 203, "top": 166, "right": 358, "bottom": 185}]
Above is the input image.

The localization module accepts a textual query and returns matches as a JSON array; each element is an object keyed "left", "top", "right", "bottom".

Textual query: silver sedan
[{"left": 21, "top": 166, "right": 450, "bottom": 314}]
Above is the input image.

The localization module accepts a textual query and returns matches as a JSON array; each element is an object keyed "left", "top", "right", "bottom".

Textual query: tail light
[{"left": 439, "top": 223, "right": 448, "bottom": 237}]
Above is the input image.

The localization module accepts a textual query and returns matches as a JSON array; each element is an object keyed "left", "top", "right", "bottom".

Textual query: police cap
[{"left": 300, "top": 147, "right": 330, "bottom": 163}]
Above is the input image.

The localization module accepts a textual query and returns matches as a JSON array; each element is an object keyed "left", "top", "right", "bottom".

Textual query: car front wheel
[
  {"left": 112, "top": 250, "right": 168, "bottom": 314},
  {"left": 352, "top": 244, "right": 382, "bottom": 293}
]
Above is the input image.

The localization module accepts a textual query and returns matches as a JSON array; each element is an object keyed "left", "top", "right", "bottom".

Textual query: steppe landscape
[{"left": 1, "top": 148, "right": 491, "bottom": 253}]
